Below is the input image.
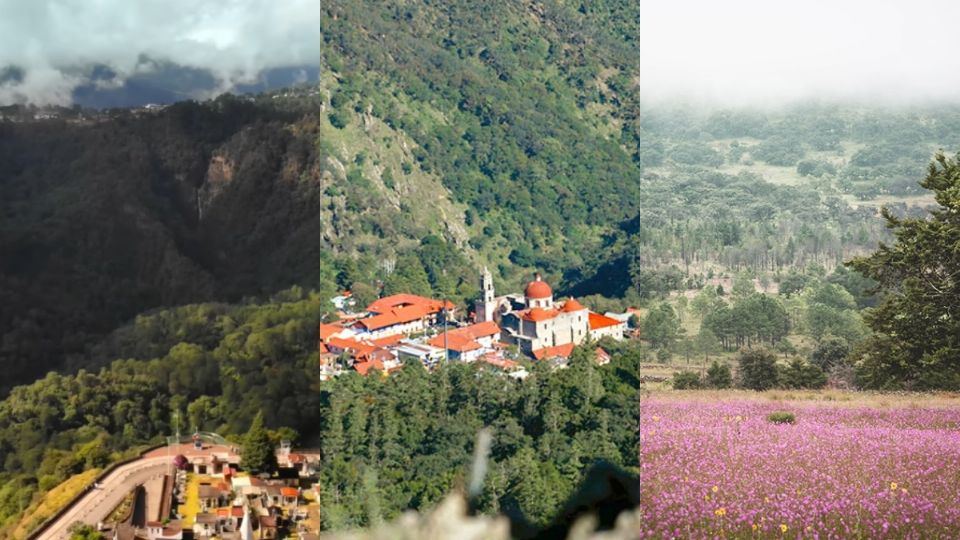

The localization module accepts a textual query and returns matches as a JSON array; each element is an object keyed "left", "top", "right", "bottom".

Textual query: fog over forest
[{"left": 640, "top": 0, "right": 960, "bottom": 106}]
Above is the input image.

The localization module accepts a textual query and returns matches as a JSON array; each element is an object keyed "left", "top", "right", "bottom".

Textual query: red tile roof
[
  {"left": 361, "top": 347, "right": 395, "bottom": 363},
  {"left": 281, "top": 487, "right": 299, "bottom": 498},
  {"left": 366, "top": 293, "right": 454, "bottom": 315},
  {"left": 326, "top": 337, "right": 377, "bottom": 356},
  {"left": 589, "top": 311, "right": 623, "bottom": 330},
  {"left": 354, "top": 358, "right": 385, "bottom": 376},
  {"left": 520, "top": 307, "right": 559, "bottom": 322},
  {"left": 524, "top": 275, "right": 553, "bottom": 299},
  {"left": 531, "top": 343, "right": 575, "bottom": 360},
  {"left": 319, "top": 323, "right": 346, "bottom": 340},
  {"left": 215, "top": 507, "right": 245, "bottom": 518},
  {"left": 357, "top": 303, "right": 433, "bottom": 331},
  {"left": 427, "top": 321, "right": 501, "bottom": 352},
  {"left": 370, "top": 334, "right": 405, "bottom": 347},
  {"left": 560, "top": 298, "right": 586, "bottom": 312}
]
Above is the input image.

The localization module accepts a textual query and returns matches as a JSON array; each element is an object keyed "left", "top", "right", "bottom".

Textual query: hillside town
[
  {"left": 78, "top": 436, "right": 323, "bottom": 540},
  {"left": 318, "top": 270, "right": 630, "bottom": 379}
]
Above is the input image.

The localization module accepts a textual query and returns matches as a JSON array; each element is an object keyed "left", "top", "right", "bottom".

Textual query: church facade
[{"left": 475, "top": 269, "right": 625, "bottom": 358}]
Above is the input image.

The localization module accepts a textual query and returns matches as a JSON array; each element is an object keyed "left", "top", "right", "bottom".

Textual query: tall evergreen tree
[
  {"left": 848, "top": 152, "right": 960, "bottom": 389},
  {"left": 242, "top": 411, "right": 277, "bottom": 474}
]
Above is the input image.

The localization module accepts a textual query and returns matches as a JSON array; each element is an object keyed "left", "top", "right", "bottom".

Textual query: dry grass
[{"left": 9, "top": 468, "right": 102, "bottom": 539}]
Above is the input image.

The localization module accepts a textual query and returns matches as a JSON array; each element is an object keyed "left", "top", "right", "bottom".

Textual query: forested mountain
[
  {"left": 0, "top": 289, "right": 639, "bottom": 534},
  {"left": 0, "top": 92, "right": 474, "bottom": 392}
]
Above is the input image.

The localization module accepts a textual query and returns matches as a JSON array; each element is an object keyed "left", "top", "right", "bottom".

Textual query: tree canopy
[{"left": 848, "top": 152, "right": 960, "bottom": 390}]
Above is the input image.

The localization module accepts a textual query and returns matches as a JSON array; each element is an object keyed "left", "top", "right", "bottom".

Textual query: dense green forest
[
  {"left": 0, "top": 288, "right": 638, "bottom": 534},
  {"left": 8, "top": 0, "right": 960, "bottom": 393},
  {"left": 4, "top": 0, "right": 960, "bottom": 534}
]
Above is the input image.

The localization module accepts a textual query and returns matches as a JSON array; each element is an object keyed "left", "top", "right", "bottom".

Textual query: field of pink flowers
[{"left": 639, "top": 393, "right": 960, "bottom": 539}]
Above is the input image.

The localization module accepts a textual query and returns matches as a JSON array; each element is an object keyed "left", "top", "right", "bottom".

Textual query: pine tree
[
  {"left": 848, "top": 152, "right": 960, "bottom": 390},
  {"left": 242, "top": 411, "right": 277, "bottom": 474}
]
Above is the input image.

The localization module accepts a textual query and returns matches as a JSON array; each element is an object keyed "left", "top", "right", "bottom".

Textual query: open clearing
[{"left": 639, "top": 391, "right": 960, "bottom": 538}]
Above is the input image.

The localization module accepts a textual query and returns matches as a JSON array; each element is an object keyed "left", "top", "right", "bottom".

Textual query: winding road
[{"left": 34, "top": 457, "right": 171, "bottom": 540}]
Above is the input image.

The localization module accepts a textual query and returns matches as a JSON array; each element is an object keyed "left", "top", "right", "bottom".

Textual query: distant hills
[{"left": 0, "top": 60, "right": 320, "bottom": 109}]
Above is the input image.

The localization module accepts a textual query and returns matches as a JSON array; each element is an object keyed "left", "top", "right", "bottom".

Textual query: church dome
[
  {"left": 560, "top": 298, "right": 585, "bottom": 312},
  {"left": 525, "top": 274, "right": 553, "bottom": 299}
]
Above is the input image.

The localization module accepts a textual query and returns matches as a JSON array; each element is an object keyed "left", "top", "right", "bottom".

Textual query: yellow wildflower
[
  {"left": 735, "top": 415, "right": 743, "bottom": 421},
  {"left": 890, "top": 482, "right": 898, "bottom": 491},
  {"left": 764, "top": 496, "right": 770, "bottom": 503},
  {"left": 705, "top": 494, "right": 711, "bottom": 501},
  {"left": 714, "top": 507, "right": 726, "bottom": 517},
  {"left": 712, "top": 485, "right": 719, "bottom": 493},
  {"left": 780, "top": 524, "right": 788, "bottom": 533},
  {"left": 752, "top": 524, "right": 758, "bottom": 531}
]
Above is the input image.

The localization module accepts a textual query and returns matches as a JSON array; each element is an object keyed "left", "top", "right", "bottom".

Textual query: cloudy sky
[
  {"left": 640, "top": 0, "right": 960, "bottom": 106},
  {"left": 0, "top": 0, "right": 320, "bottom": 105}
]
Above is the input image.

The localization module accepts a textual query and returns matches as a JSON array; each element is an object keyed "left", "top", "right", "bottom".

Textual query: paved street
[{"left": 35, "top": 457, "right": 171, "bottom": 540}]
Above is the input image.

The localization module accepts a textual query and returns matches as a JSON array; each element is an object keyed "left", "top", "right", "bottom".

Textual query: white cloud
[
  {"left": 0, "top": 0, "right": 320, "bottom": 105},
  {"left": 640, "top": 0, "right": 960, "bottom": 106}
]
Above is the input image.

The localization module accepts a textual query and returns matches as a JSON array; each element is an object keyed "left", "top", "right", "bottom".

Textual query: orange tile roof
[
  {"left": 520, "top": 307, "right": 559, "bottom": 322},
  {"left": 370, "top": 334, "right": 405, "bottom": 347},
  {"left": 280, "top": 487, "right": 299, "bottom": 498},
  {"left": 524, "top": 275, "right": 553, "bottom": 299},
  {"left": 354, "top": 358, "right": 385, "bottom": 376},
  {"left": 560, "top": 298, "right": 586, "bottom": 312},
  {"left": 319, "top": 323, "right": 346, "bottom": 340},
  {"left": 366, "top": 293, "right": 454, "bottom": 314},
  {"left": 531, "top": 343, "right": 575, "bottom": 360},
  {"left": 357, "top": 303, "right": 433, "bottom": 331},
  {"left": 589, "top": 311, "right": 623, "bottom": 330},
  {"left": 359, "top": 347, "right": 395, "bottom": 363},
  {"left": 427, "top": 321, "right": 501, "bottom": 352},
  {"left": 428, "top": 333, "right": 482, "bottom": 353},
  {"left": 215, "top": 507, "right": 245, "bottom": 518},
  {"left": 326, "top": 337, "right": 378, "bottom": 355}
]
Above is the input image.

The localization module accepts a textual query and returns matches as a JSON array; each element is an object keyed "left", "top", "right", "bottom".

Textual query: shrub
[
  {"left": 738, "top": 348, "right": 779, "bottom": 391},
  {"left": 779, "top": 358, "right": 828, "bottom": 389},
  {"left": 672, "top": 370, "right": 703, "bottom": 390},
  {"left": 767, "top": 411, "right": 796, "bottom": 424},
  {"left": 705, "top": 361, "right": 732, "bottom": 389},
  {"left": 328, "top": 110, "right": 349, "bottom": 129},
  {"left": 811, "top": 336, "right": 849, "bottom": 370}
]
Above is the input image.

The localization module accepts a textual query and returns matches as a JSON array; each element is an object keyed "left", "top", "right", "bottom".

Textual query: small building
[
  {"left": 427, "top": 321, "right": 501, "bottom": 362},
  {"left": 588, "top": 312, "right": 627, "bottom": 341},
  {"left": 193, "top": 513, "right": 218, "bottom": 538},
  {"left": 281, "top": 487, "right": 299, "bottom": 506},
  {"left": 393, "top": 341, "right": 446, "bottom": 369},
  {"left": 198, "top": 484, "right": 229, "bottom": 511},
  {"left": 146, "top": 521, "right": 183, "bottom": 540}
]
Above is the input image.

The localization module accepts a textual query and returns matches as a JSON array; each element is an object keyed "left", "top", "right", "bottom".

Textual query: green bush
[
  {"left": 811, "top": 336, "right": 849, "bottom": 370},
  {"left": 738, "top": 348, "right": 779, "bottom": 391},
  {"left": 672, "top": 370, "right": 703, "bottom": 390},
  {"left": 705, "top": 361, "right": 732, "bottom": 389},
  {"left": 328, "top": 110, "right": 349, "bottom": 129},
  {"left": 779, "top": 358, "right": 828, "bottom": 389},
  {"left": 767, "top": 411, "right": 796, "bottom": 424}
]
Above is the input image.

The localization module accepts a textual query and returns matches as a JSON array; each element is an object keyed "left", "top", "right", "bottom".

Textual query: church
[{"left": 474, "top": 269, "right": 625, "bottom": 359}]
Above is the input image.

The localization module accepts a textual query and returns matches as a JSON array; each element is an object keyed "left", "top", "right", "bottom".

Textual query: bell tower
[{"left": 475, "top": 266, "right": 496, "bottom": 322}]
